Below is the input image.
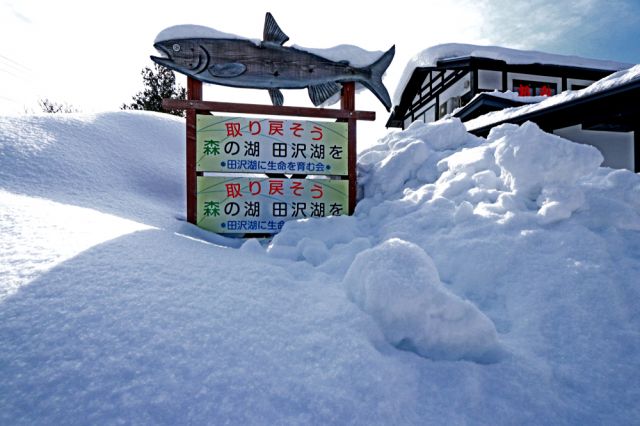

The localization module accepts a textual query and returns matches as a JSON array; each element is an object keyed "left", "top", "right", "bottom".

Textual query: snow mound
[
  {"left": 0, "top": 190, "right": 152, "bottom": 300},
  {"left": 268, "top": 117, "right": 640, "bottom": 375},
  {"left": 354, "top": 119, "right": 613, "bottom": 226},
  {"left": 358, "top": 119, "right": 482, "bottom": 199},
  {"left": 344, "top": 238, "right": 502, "bottom": 363},
  {"left": 0, "top": 111, "right": 185, "bottom": 228},
  {"left": 491, "top": 122, "right": 603, "bottom": 198}
]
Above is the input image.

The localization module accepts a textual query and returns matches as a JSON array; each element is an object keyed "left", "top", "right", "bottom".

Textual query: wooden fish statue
[{"left": 151, "top": 13, "right": 395, "bottom": 110}]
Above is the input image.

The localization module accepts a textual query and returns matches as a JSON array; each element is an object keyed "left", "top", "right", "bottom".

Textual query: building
[{"left": 387, "top": 44, "right": 639, "bottom": 172}]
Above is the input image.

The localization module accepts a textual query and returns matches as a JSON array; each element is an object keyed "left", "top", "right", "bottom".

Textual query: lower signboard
[{"left": 197, "top": 176, "right": 349, "bottom": 234}]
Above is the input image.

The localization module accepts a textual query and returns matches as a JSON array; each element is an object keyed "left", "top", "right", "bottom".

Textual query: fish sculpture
[{"left": 151, "top": 13, "right": 395, "bottom": 110}]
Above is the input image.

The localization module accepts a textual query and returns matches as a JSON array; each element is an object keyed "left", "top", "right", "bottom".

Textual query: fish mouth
[{"left": 151, "top": 43, "right": 175, "bottom": 67}]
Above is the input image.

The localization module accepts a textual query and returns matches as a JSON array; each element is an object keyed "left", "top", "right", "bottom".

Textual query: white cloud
[{"left": 470, "top": 0, "right": 636, "bottom": 52}]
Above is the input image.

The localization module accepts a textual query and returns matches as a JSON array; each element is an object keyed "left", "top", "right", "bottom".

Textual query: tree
[
  {"left": 38, "top": 98, "right": 79, "bottom": 113},
  {"left": 122, "top": 63, "right": 187, "bottom": 117}
]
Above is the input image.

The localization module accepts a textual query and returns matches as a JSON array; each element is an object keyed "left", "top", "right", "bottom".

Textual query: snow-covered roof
[
  {"left": 393, "top": 43, "right": 633, "bottom": 106},
  {"left": 464, "top": 64, "right": 640, "bottom": 132}
]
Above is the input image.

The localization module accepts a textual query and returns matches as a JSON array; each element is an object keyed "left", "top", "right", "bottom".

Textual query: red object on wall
[
  {"left": 518, "top": 84, "right": 531, "bottom": 97},
  {"left": 540, "top": 85, "right": 553, "bottom": 96}
]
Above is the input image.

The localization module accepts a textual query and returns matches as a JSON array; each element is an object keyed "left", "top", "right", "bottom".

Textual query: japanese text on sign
[
  {"left": 196, "top": 115, "right": 348, "bottom": 175},
  {"left": 197, "top": 176, "right": 349, "bottom": 234}
]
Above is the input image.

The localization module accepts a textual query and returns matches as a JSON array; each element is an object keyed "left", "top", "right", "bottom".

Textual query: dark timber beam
[{"left": 163, "top": 99, "right": 375, "bottom": 121}]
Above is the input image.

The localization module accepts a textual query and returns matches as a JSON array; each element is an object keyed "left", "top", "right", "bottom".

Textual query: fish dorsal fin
[
  {"left": 307, "top": 82, "right": 341, "bottom": 106},
  {"left": 263, "top": 12, "right": 289, "bottom": 45},
  {"left": 268, "top": 88, "right": 284, "bottom": 106}
]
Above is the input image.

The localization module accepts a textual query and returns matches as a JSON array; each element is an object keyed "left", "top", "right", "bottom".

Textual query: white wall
[{"left": 553, "top": 125, "right": 635, "bottom": 171}]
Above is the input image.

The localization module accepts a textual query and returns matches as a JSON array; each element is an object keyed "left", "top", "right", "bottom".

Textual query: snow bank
[
  {"left": 393, "top": 43, "right": 632, "bottom": 105},
  {"left": 0, "top": 111, "right": 184, "bottom": 228},
  {"left": 0, "top": 111, "right": 236, "bottom": 299},
  {"left": 358, "top": 118, "right": 482, "bottom": 199},
  {"left": 353, "top": 119, "right": 608, "bottom": 226},
  {"left": 344, "top": 238, "right": 502, "bottom": 363},
  {"left": 0, "top": 190, "right": 152, "bottom": 300},
  {"left": 269, "top": 117, "right": 640, "bottom": 385}
]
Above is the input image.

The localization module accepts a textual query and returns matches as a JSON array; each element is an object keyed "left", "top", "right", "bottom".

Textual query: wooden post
[
  {"left": 341, "top": 82, "right": 357, "bottom": 214},
  {"left": 186, "top": 77, "right": 202, "bottom": 224}
]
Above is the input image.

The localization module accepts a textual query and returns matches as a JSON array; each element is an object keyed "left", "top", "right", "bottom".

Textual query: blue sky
[
  {"left": 1, "top": 0, "right": 638, "bottom": 148},
  {"left": 473, "top": 0, "right": 640, "bottom": 64}
]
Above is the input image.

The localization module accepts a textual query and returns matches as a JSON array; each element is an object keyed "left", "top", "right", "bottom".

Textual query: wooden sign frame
[{"left": 163, "top": 78, "right": 375, "bottom": 229}]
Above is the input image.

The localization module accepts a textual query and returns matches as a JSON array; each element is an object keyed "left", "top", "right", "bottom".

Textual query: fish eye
[{"left": 172, "top": 44, "right": 181, "bottom": 52}]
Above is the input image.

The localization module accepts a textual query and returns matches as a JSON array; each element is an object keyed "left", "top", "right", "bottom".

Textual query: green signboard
[
  {"left": 196, "top": 115, "right": 349, "bottom": 176},
  {"left": 197, "top": 176, "right": 349, "bottom": 234}
]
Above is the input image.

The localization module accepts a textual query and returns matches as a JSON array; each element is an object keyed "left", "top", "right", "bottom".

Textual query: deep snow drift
[{"left": 1, "top": 111, "right": 639, "bottom": 424}]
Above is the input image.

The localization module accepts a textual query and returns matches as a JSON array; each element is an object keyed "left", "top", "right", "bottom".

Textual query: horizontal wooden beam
[{"left": 162, "top": 99, "right": 376, "bottom": 121}]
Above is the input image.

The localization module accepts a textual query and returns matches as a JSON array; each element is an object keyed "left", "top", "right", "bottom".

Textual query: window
[
  {"left": 570, "top": 84, "right": 589, "bottom": 91},
  {"left": 424, "top": 105, "right": 436, "bottom": 123},
  {"left": 439, "top": 96, "right": 461, "bottom": 117},
  {"left": 438, "top": 73, "right": 470, "bottom": 118},
  {"left": 567, "top": 78, "right": 594, "bottom": 91},
  {"left": 513, "top": 79, "right": 557, "bottom": 97},
  {"left": 478, "top": 70, "right": 502, "bottom": 90}
]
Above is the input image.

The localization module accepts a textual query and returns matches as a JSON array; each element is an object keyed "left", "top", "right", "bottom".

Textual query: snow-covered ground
[{"left": 1, "top": 111, "right": 639, "bottom": 424}]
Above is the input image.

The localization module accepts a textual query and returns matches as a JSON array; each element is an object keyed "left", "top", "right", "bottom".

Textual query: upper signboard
[{"left": 196, "top": 115, "right": 349, "bottom": 175}]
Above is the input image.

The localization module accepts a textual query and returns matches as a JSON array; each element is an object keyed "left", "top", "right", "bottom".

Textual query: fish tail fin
[{"left": 361, "top": 45, "right": 395, "bottom": 111}]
